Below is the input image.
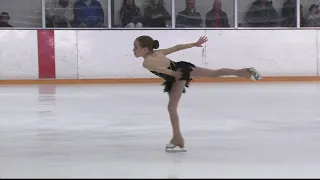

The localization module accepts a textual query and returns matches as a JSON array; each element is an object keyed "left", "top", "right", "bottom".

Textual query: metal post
[
  {"left": 234, "top": 0, "right": 238, "bottom": 28},
  {"left": 108, "top": 0, "right": 112, "bottom": 28},
  {"left": 297, "top": 0, "right": 300, "bottom": 28},
  {"left": 171, "top": 0, "right": 175, "bottom": 28},
  {"left": 41, "top": 0, "right": 46, "bottom": 28}
]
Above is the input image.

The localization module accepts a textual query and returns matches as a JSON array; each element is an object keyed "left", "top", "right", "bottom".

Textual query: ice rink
[{"left": 1, "top": 82, "right": 320, "bottom": 178}]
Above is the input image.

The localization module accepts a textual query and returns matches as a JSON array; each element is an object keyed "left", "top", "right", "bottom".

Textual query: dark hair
[
  {"left": 309, "top": 4, "right": 318, "bottom": 12},
  {"left": 136, "top": 35, "right": 159, "bottom": 51},
  {"left": 0, "top": 12, "right": 9, "bottom": 20},
  {"left": 122, "top": 0, "right": 136, "bottom": 7},
  {"left": 1, "top": 12, "right": 9, "bottom": 16},
  {"left": 151, "top": 0, "right": 164, "bottom": 7}
]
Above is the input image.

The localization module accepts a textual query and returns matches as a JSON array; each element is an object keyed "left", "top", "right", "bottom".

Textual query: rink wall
[{"left": 0, "top": 29, "right": 320, "bottom": 84}]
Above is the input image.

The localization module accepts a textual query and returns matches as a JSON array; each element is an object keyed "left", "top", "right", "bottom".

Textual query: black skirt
[{"left": 150, "top": 60, "right": 196, "bottom": 94}]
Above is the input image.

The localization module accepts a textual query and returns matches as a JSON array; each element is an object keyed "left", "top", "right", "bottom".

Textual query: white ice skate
[
  {"left": 165, "top": 143, "right": 187, "bottom": 153},
  {"left": 248, "top": 67, "right": 262, "bottom": 81}
]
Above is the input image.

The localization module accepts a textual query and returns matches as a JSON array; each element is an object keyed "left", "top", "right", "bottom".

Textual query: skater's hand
[{"left": 195, "top": 36, "right": 208, "bottom": 47}]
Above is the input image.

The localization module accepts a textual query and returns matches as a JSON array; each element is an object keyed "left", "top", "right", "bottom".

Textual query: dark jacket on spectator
[
  {"left": 120, "top": 5, "right": 142, "bottom": 27},
  {"left": 282, "top": 1, "right": 306, "bottom": 27},
  {"left": 205, "top": 8, "right": 230, "bottom": 27},
  {"left": 0, "top": 22, "right": 13, "bottom": 27},
  {"left": 73, "top": 0, "right": 104, "bottom": 27},
  {"left": 307, "top": 13, "right": 320, "bottom": 27},
  {"left": 245, "top": 0, "right": 279, "bottom": 27},
  {"left": 176, "top": 9, "right": 202, "bottom": 27},
  {"left": 144, "top": 5, "right": 171, "bottom": 27}
]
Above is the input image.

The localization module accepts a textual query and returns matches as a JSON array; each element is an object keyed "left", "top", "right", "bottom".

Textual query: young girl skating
[{"left": 133, "top": 35, "right": 262, "bottom": 152}]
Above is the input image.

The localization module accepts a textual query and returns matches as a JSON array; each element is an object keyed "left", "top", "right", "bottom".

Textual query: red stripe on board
[{"left": 37, "top": 30, "right": 56, "bottom": 79}]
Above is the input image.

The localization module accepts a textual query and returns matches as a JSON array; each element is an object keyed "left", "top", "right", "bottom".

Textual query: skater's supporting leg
[
  {"left": 167, "top": 80, "right": 186, "bottom": 148},
  {"left": 190, "top": 67, "right": 258, "bottom": 79}
]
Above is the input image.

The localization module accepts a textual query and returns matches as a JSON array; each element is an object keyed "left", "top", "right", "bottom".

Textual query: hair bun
[{"left": 153, "top": 40, "right": 159, "bottom": 49}]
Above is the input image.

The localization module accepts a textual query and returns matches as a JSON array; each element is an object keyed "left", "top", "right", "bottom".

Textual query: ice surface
[{"left": 1, "top": 82, "right": 320, "bottom": 178}]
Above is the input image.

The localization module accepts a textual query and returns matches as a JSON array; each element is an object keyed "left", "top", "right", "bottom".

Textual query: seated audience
[
  {"left": 45, "top": 0, "right": 75, "bottom": 28},
  {"left": 281, "top": 0, "right": 306, "bottom": 27},
  {"left": 205, "top": 0, "right": 230, "bottom": 27},
  {"left": 73, "top": 0, "right": 105, "bottom": 27},
  {"left": 144, "top": 0, "right": 171, "bottom": 27},
  {"left": 176, "top": 0, "right": 203, "bottom": 28},
  {"left": 244, "top": 0, "right": 279, "bottom": 27},
  {"left": 120, "top": 0, "right": 143, "bottom": 28},
  {"left": 0, "top": 12, "right": 13, "bottom": 27}
]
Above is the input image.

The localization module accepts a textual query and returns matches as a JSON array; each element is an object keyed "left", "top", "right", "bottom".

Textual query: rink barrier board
[
  {"left": 1, "top": 30, "right": 319, "bottom": 80},
  {"left": 0, "top": 76, "right": 320, "bottom": 84}
]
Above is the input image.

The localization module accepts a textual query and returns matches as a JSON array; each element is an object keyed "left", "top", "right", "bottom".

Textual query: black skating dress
[{"left": 150, "top": 60, "right": 196, "bottom": 94}]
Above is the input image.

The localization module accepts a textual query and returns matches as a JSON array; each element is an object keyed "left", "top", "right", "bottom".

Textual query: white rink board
[
  {"left": 72, "top": 30, "right": 319, "bottom": 79},
  {"left": 55, "top": 31, "right": 79, "bottom": 79},
  {"left": 205, "top": 30, "right": 318, "bottom": 76},
  {"left": 1, "top": 30, "right": 319, "bottom": 79},
  {"left": 0, "top": 30, "right": 39, "bottom": 79}
]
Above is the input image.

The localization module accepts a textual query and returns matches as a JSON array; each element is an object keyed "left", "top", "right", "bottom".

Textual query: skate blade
[
  {"left": 165, "top": 147, "right": 187, "bottom": 153},
  {"left": 249, "top": 68, "right": 262, "bottom": 81}
]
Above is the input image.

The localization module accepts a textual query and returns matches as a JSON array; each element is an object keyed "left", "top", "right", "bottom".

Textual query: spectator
[
  {"left": 45, "top": 0, "right": 75, "bottom": 28},
  {"left": 0, "top": 12, "right": 13, "bottom": 27},
  {"left": 120, "top": 0, "right": 143, "bottom": 28},
  {"left": 176, "top": 0, "right": 203, "bottom": 28},
  {"left": 307, "top": 4, "right": 320, "bottom": 27},
  {"left": 143, "top": 0, "right": 171, "bottom": 27},
  {"left": 205, "top": 0, "right": 230, "bottom": 27},
  {"left": 300, "top": 5, "right": 307, "bottom": 27},
  {"left": 244, "top": 0, "right": 279, "bottom": 27},
  {"left": 282, "top": 0, "right": 306, "bottom": 27},
  {"left": 73, "top": 0, "right": 104, "bottom": 27}
]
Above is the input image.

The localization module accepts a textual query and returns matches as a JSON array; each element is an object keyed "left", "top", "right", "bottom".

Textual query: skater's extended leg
[
  {"left": 167, "top": 80, "right": 186, "bottom": 148},
  {"left": 190, "top": 67, "right": 262, "bottom": 80}
]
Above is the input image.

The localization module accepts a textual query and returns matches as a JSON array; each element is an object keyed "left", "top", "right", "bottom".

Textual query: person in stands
[
  {"left": 205, "top": 0, "right": 230, "bottom": 27},
  {"left": 176, "top": 0, "right": 203, "bottom": 27},
  {"left": 120, "top": 0, "right": 143, "bottom": 28},
  {"left": 143, "top": 0, "right": 171, "bottom": 27},
  {"left": 0, "top": 12, "right": 13, "bottom": 27}
]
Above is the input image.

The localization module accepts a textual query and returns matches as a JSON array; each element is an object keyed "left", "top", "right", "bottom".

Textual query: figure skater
[{"left": 133, "top": 35, "right": 262, "bottom": 152}]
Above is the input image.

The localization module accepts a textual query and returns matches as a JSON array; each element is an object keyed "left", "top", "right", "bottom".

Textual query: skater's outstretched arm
[
  {"left": 156, "top": 43, "right": 196, "bottom": 55},
  {"left": 156, "top": 36, "right": 208, "bottom": 55}
]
